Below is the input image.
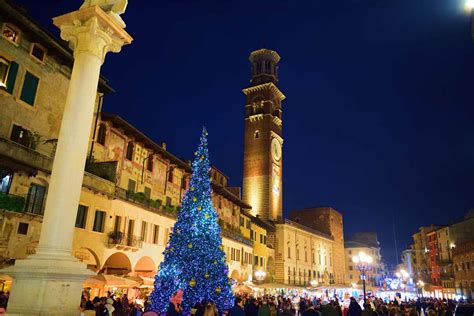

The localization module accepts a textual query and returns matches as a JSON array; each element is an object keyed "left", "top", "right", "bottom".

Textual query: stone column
[{"left": 3, "top": 5, "right": 132, "bottom": 316}]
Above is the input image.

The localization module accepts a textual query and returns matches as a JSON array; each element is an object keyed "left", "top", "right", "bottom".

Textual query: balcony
[
  {"left": 107, "top": 231, "right": 143, "bottom": 251},
  {"left": 0, "top": 192, "right": 44, "bottom": 216},
  {"left": 0, "top": 136, "right": 53, "bottom": 174}
]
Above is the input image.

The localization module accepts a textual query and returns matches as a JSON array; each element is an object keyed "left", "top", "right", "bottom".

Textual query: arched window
[
  {"left": 254, "top": 130, "right": 260, "bottom": 139},
  {"left": 97, "top": 123, "right": 106, "bottom": 145},
  {"left": 126, "top": 142, "right": 134, "bottom": 160}
]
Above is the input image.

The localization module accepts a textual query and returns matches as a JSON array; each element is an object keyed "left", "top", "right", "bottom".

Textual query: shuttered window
[
  {"left": 75, "top": 205, "right": 88, "bottom": 228},
  {"left": 0, "top": 59, "right": 18, "bottom": 94},
  {"left": 20, "top": 71, "right": 39, "bottom": 105}
]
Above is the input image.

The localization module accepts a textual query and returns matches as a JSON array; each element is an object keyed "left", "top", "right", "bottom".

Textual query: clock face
[{"left": 271, "top": 138, "right": 282, "bottom": 162}]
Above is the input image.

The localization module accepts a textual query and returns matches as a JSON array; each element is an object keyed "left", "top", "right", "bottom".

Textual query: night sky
[{"left": 16, "top": 0, "right": 474, "bottom": 267}]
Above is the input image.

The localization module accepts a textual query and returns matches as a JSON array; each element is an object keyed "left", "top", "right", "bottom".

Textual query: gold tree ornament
[
  {"left": 213, "top": 260, "right": 217, "bottom": 265},
  {"left": 189, "top": 279, "right": 196, "bottom": 287},
  {"left": 205, "top": 213, "right": 210, "bottom": 219},
  {"left": 188, "top": 243, "right": 193, "bottom": 249},
  {"left": 205, "top": 273, "right": 209, "bottom": 279},
  {"left": 192, "top": 197, "right": 197, "bottom": 202},
  {"left": 197, "top": 206, "right": 202, "bottom": 211},
  {"left": 215, "top": 287, "right": 221, "bottom": 294},
  {"left": 200, "top": 155, "right": 204, "bottom": 160},
  {"left": 194, "top": 151, "right": 198, "bottom": 156},
  {"left": 191, "top": 187, "right": 195, "bottom": 191}
]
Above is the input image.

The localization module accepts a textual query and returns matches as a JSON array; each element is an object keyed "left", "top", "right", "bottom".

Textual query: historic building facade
[
  {"left": 411, "top": 212, "right": 474, "bottom": 299},
  {"left": 343, "top": 233, "right": 384, "bottom": 287},
  {"left": 241, "top": 49, "right": 347, "bottom": 286},
  {"left": 0, "top": 1, "right": 259, "bottom": 289}
]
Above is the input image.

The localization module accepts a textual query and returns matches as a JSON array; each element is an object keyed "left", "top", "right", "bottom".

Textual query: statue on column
[{"left": 80, "top": 0, "right": 128, "bottom": 27}]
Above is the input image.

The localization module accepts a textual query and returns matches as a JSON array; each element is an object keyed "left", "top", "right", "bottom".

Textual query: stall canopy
[
  {"left": 125, "top": 275, "right": 155, "bottom": 288},
  {"left": 83, "top": 274, "right": 140, "bottom": 288}
]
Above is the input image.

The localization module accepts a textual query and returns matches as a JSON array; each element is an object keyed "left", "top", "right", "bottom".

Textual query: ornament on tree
[
  {"left": 150, "top": 128, "right": 234, "bottom": 313},
  {"left": 205, "top": 213, "right": 209, "bottom": 219},
  {"left": 193, "top": 197, "right": 197, "bottom": 202}
]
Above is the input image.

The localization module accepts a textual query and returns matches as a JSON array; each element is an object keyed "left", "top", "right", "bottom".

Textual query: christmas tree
[{"left": 150, "top": 128, "right": 234, "bottom": 312}]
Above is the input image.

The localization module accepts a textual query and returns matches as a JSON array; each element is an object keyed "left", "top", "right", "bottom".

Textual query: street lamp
[
  {"left": 352, "top": 251, "right": 373, "bottom": 302},
  {"left": 396, "top": 269, "right": 410, "bottom": 302},
  {"left": 466, "top": 0, "right": 474, "bottom": 41},
  {"left": 255, "top": 269, "right": 266, "bottom": 284}
]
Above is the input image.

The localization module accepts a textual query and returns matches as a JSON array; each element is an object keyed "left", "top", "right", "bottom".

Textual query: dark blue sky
[{"left": 18, "top": 0, "right": 474, "bottom": 267}]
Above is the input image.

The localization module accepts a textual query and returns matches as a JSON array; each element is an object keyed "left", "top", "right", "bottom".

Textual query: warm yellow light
[
  {"left": 352, "top": 256, "right": 360, "bottom": 263},
  {"left": 396, "top": 272, "right": 401, "bottom": 278},
  {"left": 400, "top": 284, "right": 406, "bottom": 289},
  {"left": 419, "top": 281, "right": 425, "bottom": 286},
  {"left": 466, "top": 0, "right": 474, "bottom": 10},
  {"left": 351, "top": 282, "right": 357, "bottom": 288},
  {"left": 366, "top": 256, "right": 373, "bottom": 264}
]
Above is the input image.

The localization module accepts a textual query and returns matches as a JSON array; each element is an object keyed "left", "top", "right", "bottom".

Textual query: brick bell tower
[{"left": 242, "top": 48, "right": 285, "bottom": 221}]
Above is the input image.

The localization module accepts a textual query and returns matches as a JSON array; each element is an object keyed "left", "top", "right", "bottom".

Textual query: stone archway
[
  {"left": 134, "top": 256, "right": 156, "bottom": 277},
  {"left": 102, "top": 252, "right": 132, "bottom": 275},
  {"left": 76, "top": 247, "right": 101, "bottom": 272}
]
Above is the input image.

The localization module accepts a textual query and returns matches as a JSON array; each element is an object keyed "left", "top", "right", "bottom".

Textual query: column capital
[{"left": 53, "top": 5, "right": 132, "bottom": 63}]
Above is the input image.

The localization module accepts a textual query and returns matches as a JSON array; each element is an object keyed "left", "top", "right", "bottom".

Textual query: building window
[
  {"left": 254, "top": 255, "right": 258, "bottom": 265},
  {"left": 30, "top": 43, "right": 47, "bottom": 62},
  {"left": 10, "top": 124, "right": 31, "bottom": 148},
  {"left": 166, "top": 196, "right": 172, "bottom": 207},
  {"left": 127, "top": 179, "right": 136, "bottom": 193},
  {"left": 181, "top": 177, "right": 187, "bottom": 190},
  {"left": 288, "top": 247, "right": 291, "bottom": 259},
  {"left": 97, "top": 123, "right": 106, "bottom": 145},
  {"left": 2, "top": 24, "right": 20, "bottom": 44},
  {"left": 349, "top": 266, "right": 353, "bottom": 271},
  {"left": 20, "top": 71, "right": 40, "bottom": 106},
  {"left": 254, "top": 131, "right": 260, "bottom": 139},
  {"left": 239, "top": 216, "right": 244, "bottom": 227},
  {"left": 260, "top": 234, "right": 263, "bottom": 244},
  {"left": 25, "top": 183, "right": 46, "bottom": 215},
  {"left": 246, "top": 220, "right": 251, "bottom": 229},
  {"left": 92, "top": 210, "right": 106, "bottom": 232},
  {"left": 153, "top": 225, "right": 159, "bottom": 244},
  {"left": 141, "top": 221, "right": 148, "bottom": 242},
  {"left": 144, "top": 186, "right": 151, "bottom": 199},
  {"left": 0, "top": 171, "right": 13, "bottom": 193},
  {"left": 0, "top": 58, "right": 18, "bottom": 94},
  {"left": 264, "top": 236, "right": 267, "bottom": 245},
  {"left": 147, "top": 156, "right": 153, "bottom": 172},
  {"left": 114, "top": 215, "right": 122, "bottom": 232},
  {"left": 260, "top": 257, "right": 263, "bottom": 267},
  {"left": 75, "top": 205, "right": 88, "bottom": 228},
  {"left": 348, "top": 250, "right": 352, "bottom": 255},
  {"left": 17, "top": 222, "right": 28, "bottom": 235},
  {"left": 126, "top": 142, "right": 134, "bottom": 160},
  {"left": 168, "top": 168, "right": 174, "bottom": 183}
]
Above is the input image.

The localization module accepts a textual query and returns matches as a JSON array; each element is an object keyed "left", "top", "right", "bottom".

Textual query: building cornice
[{"left": 242, "top": 82, "right": 286, "bottom": 101}]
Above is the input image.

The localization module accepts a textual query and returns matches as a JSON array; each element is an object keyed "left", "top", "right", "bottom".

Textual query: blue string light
[{"left": 150, "top": 128, "right": 234, "bottom": 312}]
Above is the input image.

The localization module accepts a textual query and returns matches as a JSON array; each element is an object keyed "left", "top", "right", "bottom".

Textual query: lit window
[
  {"left": 0, "top": 57, "right": 9, "bottom": 88},
  {"left": 2, "top": 24, "right": 20, "bottom": 44},
  {"left": 30, "top": 43, "right": 46, "bottom": 62}
]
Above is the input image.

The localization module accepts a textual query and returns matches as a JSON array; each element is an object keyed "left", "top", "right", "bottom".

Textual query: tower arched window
[
  {"left": 126, "top": 142, "right": 134, "bottom": 160},
  {"left": 97, "top": 123, "right": 106, "bottom": 145},
  {"left": 254, "top": 131, "right": 260, "bottom": 139}
]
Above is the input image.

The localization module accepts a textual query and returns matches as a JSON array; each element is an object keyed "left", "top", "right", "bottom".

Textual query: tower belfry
[{"left": 242, "top": 48, "right": 285, "bottom": 221}]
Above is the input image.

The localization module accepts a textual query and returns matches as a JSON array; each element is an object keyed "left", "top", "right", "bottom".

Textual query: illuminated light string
[{"left": 150, "top": 128, "right": 234, "bottom": 312}]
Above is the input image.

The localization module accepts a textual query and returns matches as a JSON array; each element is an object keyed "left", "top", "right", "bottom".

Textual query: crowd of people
[
  {"left": 79, "top": 291, "right": 468, "bottom": 316},
  {"left": 80, "top": 292, "right": 149, "bottom": 316},
  {"left": 225, "top": 295, "right": 463, "bottom": 316}
]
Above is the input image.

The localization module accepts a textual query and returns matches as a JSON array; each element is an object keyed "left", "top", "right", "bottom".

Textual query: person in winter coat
[
  {"left": 347, "top": 298, "right": 362, "bottom": 316},
  {"left": 258, "top": 300, "right": 271, "bottom": 316},
  {"left": 228, "top": 297, "right": 245, "bottom": 316},
  {"left": 105, "top": 298, "right": 115, "bottom": 316}
]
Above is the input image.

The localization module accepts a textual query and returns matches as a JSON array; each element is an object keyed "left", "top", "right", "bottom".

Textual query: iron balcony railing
[{"left": 108, "top": 231, "right": 143, "bottom": 249}]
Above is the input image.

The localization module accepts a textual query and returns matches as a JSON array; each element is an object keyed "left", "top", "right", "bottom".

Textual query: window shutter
[
  {"left": 5, "top": 61, "right": 18, "bottom": 94},
  {"left": 20, "top": 71, "right": 39, "bottom": 105}
]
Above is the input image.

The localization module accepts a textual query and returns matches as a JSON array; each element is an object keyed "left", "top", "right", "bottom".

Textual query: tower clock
[{"left": 242, "top": 48, "right": 285, "bottom": 221}]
